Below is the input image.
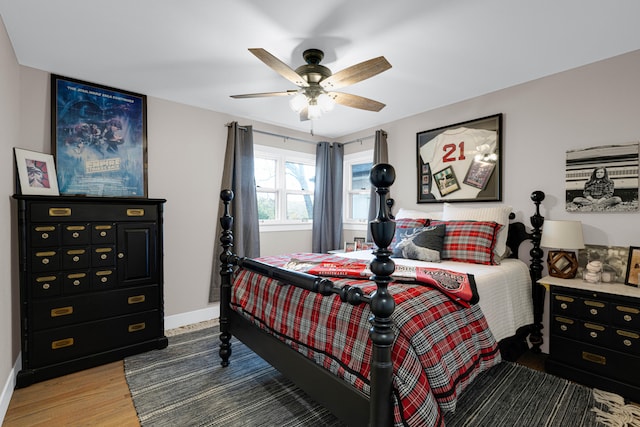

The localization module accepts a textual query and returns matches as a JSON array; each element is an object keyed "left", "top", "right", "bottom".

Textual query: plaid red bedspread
[{"left": 231, "top": 253, "right": 501, "bottom": 427}]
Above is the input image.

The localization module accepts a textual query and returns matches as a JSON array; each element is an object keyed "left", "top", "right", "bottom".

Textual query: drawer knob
[
  {"left": 101, "top": 254, "right": 107, "bottom": 260},
  {"left": 73, "top": 256, "right": 80, "bottom": 262},
  {"left": 560, "top": 325, "right": 568, "bottom": 331},
  {"left": 43, "top": 283, "right": 50, "bottom": 289},
  {"left": 590, "top": 331, "right": 598, "bottom": 338},
  {"left": 101, "top": 277, "right": 108, "bottom": 283},
  {"left": 42, "top": 233, "right": 49, "bottom": 239},
  {"left": 42, "top": 258, "right": 49, "bottom": 265},
  {"left": 625, "top": 315, "right": 632, "bottom": 322},
  {"left": 624, "top": 339, "right": 632, "bottom": 347},
  {"left": 100, "top": 231, "right": 107, "bottom": 237},
  {"left": 73, "top": 280, "right": 80, "bottom": 286},
  {"left": 590, "top": 308, "right": 598, "bottom": 315},
  {"left": 72, "top": 232, "right": 79, "bottom": 238},
  {"left": 561, "top": 303, "right": 568, "bottom": 309},
  {"left": 118, "top": 253, "right": 124, "bottom": 259}
]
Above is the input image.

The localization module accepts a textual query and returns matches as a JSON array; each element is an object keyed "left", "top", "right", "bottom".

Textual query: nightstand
[{"left": 538, "top": 275, "right": 640, "bottom": 401}]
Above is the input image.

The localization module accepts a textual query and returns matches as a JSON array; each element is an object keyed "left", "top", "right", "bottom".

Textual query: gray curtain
[
  {"left": 312, "top": 141, "right": 344, "bottom": 253},
  {"left": 367, "top": 130, "right": 389, "bottom": 241},
  {"left": 209, "top": 122, "right": 260, "bottom": 302}
]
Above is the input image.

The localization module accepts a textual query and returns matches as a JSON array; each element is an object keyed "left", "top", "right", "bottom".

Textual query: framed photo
[
  {"left": 433, "top": 166, "right": 460, "bottom": 196},
  {"left": 14, "top": 148, "right": 60, "bottom": 196},
  {"left": 577, "top": 244, "right": 629, "bottom": 284},
  {"left": 416, "top": 114, "right": 502, "bottom": 203},
  {"left": 354, "top": 237, "right": 366, "bottom": 250},
  {"left": 51, "top": 74, "right": 147, "bottom": 197},
  {"left": 625, "top": 246, "right": 640, "bottom": 287},
  {"left": 344, "top": 242, "right": 356, "bottom": 252}
]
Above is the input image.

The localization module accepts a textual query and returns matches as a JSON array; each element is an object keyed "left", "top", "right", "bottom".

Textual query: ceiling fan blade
[
  {"left": 230, "top": 90, "right": 297, "bottom": 99},
  {"left": 330, "top": 92, "right": 386, "bottom": 112},
  {"left": 249, "top": 48, "right": 309, "bottom": 88},
  {"left": 321, "top": 56, "right": 391, "bottom": 90}
]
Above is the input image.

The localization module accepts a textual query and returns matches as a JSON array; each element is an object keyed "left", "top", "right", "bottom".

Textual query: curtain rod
[{"left": 226, "top": 122, "right": 375, "bottom": 145}]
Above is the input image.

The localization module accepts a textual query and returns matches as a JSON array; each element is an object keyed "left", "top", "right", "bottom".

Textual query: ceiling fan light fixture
[
  {"left": 307, "top": 102, "right": 322, "bottom": 120},
  {"left": 289, "top": 92, "right": 308, "bottom": 113},
  {"left": 317, "top": 93, "right": 335, "bottom": 112}
]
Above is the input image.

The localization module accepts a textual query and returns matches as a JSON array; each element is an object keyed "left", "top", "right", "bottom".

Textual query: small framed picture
[
  {"left": 625, "top": 246, "right": 640, "bottom": 287},
  {"left": 344, "top": 242, "right": 356, "bottom": 252},
  {"left": 433, "top": 166, "right": 460, "bottom": 196},
  {"left": 463, "top": 158, "right": 496, "bottom": 190},
  {"left": 354, "top": 237, "right": 366, "bottom": 250},
  {"left": 14, "top": 148, "right": 60, "bottom": 196}
]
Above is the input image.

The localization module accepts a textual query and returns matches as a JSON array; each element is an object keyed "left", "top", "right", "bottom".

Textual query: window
[
  {"left": 344, "top": 150, "right": 373, "bottom": 223},
  {"left": 254, "top": 145, "right": 315, "bottom": 227}
]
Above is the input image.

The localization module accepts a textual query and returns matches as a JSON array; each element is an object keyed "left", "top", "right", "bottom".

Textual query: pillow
[
  {"left": 442, "top": 203, "right": 512, "bottom": 258},
  {"left": 431, "top": 220, "right": 502, "bottom": 265},
  {"left": 390, "top": 217, "right": 431, "bottom": 247},
  {"left": 391, "top": 224, "right": 445, "bottom": 262},
  {"left": 396, "top": 208, "right": 443, "bottom": 221}
]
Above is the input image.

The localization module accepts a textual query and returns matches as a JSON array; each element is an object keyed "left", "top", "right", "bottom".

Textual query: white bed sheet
[{"left": 336, "top": 250, "right": 533, "bottom": 342}]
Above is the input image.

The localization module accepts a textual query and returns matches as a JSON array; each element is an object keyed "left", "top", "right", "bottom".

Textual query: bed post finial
[
  {"left": 529, "top": 190, "right": 545, "bottom": 353},
  {"left": 368, "top": 163, "right": 396, "bottom": 427},
  {"left": 219, "top": 189, "right": 235, "bottom": 367}
]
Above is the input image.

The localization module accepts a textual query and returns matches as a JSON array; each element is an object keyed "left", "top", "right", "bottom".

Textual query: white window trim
[
  {"left": 343, "top": 149, "right": 374, "bottom": 226},
  {"left": 254, "top": 144, "right": 315, "bottom": 231}
]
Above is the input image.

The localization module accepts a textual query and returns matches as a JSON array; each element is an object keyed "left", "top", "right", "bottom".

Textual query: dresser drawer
[
  {"left": 29, "top": 310, "right": 161, "bottom": 368},
  {"left": 30, "top": 203, "right": 158, "bottom": 222},
  {"left": 612, "top": 304, "right": 640, "bottom": 330},
  {"left": 612, "top": 329, "right": 640, "bottom": 355},
  {"left": 579, "top": 321, "right": 611, "bottom": 346},
  {"left": 61, "top": 224, "right": 90, "bottom": 245},
  {"left": 62, "top": 247, "right": 90, "bottom": 270},
  {"left": 551, "top": 315, "right": 579, "bottom": 339},
  {"left": 551, "top": 336, "right": 640, "bottom": 387},
  {"left": 31, "top": 285, "right": 159, "bottom": 330},
  {"left": 92, "top": 224, "right": 116, "bottom": 244},
  {"left": 31, "top": 274, "right": 62, "bottom": 298},
  {"left": 30, "top": 225, "right": 60, "bottom": 247}
]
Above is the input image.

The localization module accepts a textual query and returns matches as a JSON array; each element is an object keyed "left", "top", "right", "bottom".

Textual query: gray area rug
[{"left": 124, "top": 325, "right": 626, "bottom": 426}]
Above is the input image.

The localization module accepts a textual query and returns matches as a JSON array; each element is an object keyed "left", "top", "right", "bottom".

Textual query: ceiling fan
[{"left": 231, "top": 48, "right": 392, "bottom": 121}]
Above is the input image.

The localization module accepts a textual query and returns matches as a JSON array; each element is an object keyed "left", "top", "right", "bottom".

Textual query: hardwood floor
[
  {"left": 3, "top": 351, "right": 547, "bottom": 426},
  {"left": 3, "top": 361, "right": 139, "bottom": 427}
]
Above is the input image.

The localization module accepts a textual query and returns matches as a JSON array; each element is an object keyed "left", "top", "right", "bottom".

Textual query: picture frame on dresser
[
  {"left": 416, "top": 113, "right": 502, "bottom": 203},
  {"left": 625, "top": 246, "right": 640, "bottom": 287},
  {"left": 13, "top": 148, "right": 60, "bottom": 196},
  {"left": 51, "top": 74, "right": 148, "bottom": 198}
]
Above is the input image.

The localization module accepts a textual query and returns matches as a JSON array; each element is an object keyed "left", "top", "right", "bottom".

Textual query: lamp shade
[{"left": 540, "top": 220, "right": 585, "bottom": 250}]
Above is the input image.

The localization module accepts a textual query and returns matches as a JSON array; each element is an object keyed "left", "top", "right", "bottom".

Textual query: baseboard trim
[
  {"left": 0, "top": 355, "right": 20, "bottom": 425},
  {"left": 164, "top": 304, "right": 219, "bottom": 332}
]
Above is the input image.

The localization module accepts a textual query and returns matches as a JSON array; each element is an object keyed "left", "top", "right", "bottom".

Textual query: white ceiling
[{"left": 2, "top": 0, "right": 640, "bottom": 138}]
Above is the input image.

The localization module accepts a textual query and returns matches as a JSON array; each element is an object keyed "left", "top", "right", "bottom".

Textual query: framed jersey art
[{"left": 416, "top": 114, "right": 502, "bottom": 203}]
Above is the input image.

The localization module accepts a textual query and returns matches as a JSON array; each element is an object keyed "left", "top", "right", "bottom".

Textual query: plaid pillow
[
  {"left": 430, "top": 220, "right": 502, "bottom": 265},
  {"left": 389, "top": 217, "right": 430, "bottom": 248}
]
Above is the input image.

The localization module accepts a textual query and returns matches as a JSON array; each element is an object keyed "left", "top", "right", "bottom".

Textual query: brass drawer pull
[
  {"left": 584, "top": 323, "right": 605, "bottom": 331},
  {"left": 555, "top": 295, "right": 574, "bottom": 303},
  {"left": 127, "top": 208, "right": 145, "bottom": 217},
  {"left": 67, "top": 273, "right": 86, "bottom": 279},
  {"left": 95, "top": 248, "right": 113, "bottom": 253},
  {"left": 66, "top": 225, "right": 86, "bottom": 231},
  {"left": 128, "top": 295, "right": 146, "bottom": 304},
  {"left": 95, "top": 225, "right": 113, "bottom": 230},
  {"left": 128, "top": 322, "right": 146, "bottom": 332},
  {"left": 555, "top": 316, "right": 574, "bottom": 324},
  {"left": 66, "top": 249, "right": 86, "bottom": 255},
  {"left": 617, "top": 306, "right": 640, "bottom": 315},
  {"left": 36, "top": 251, "right": 56, "bottom": 257},
  {"left": 36, "top": 276, "right": 57, "bottom": 282},
  {"left": 35, "top": 226, "right": 55, "bottom": 232},
  {"left": 51, "top": 338, "right": 74, "bottom": 349},
  {"left": 49, "top": 208, "right": 72, "bottom": 217},
  {"left": 51, "top": 306, "right": 73, "bottom": 317},
  {"left": 585, "top": 301, "right": 605, "bottom": 308},
  {"left": 582, "top": 351, "right": 606, "bottom": 365},
  {"left": 617, "top": 330, "right": 640, "bottom": 339}
]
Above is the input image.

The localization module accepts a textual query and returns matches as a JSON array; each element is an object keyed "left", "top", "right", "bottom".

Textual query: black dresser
[
  {"left": 14, "top": 195, "right": 168, "bottom": 388},
  {"left": 540, "top": 276, "right": 640, "bottom": 402}
]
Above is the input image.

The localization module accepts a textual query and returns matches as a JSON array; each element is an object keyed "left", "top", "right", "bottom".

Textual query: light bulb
[
  {"left": 307, "top": 103, "right": 322, "bottom": 120},
  {"left": 317, "top": 93, "right": 335, "bottom": 112},
  {"left": 289, "top": 93, "right": 308, "bottom": 113}
]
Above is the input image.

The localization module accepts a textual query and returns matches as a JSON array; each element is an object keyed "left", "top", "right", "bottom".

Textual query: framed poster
[
  {"left": 416, "top": 114, "right": 502, "bottom": 203},
  {"left": 51, "top": 74, "right": 147, "bottom": 197},
  {"left": 14, "top": 148, "right": 60, "bottom": 196},
  {"left": 625, "top": 246, "right": 640, "bottom": 287}
]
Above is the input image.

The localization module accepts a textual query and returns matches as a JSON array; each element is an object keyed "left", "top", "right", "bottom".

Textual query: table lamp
[{"left": 540, "top": 220, "right": 585, "bottom": 279}]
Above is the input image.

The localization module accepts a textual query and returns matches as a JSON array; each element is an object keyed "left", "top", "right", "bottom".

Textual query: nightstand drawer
[
  {"left": 579, "top": 321, "right": 611, "bottom": 346},
  {"left": 551, "top": 316, "right": 579, "bottom": 339},
  {"left": 612, "top": 329, "right": 640, "bottom": 355},
  {"left": 612, "top": 304, "right": 640, "bottom": 330},
  {"left": 551, "top": 336, "right": 640, "bottom": 386},
  {"left": 552, "top": 294, "right": 580, "bottom": 316}
]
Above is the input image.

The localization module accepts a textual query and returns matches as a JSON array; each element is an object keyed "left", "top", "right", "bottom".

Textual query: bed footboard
[{"left": 219, "top": 164, "right": 398, "bottom": 427}]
